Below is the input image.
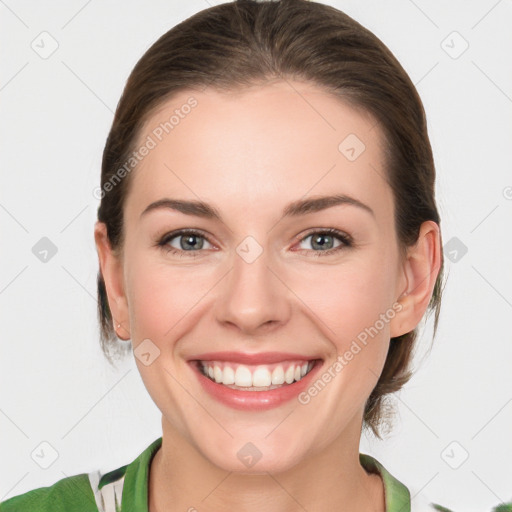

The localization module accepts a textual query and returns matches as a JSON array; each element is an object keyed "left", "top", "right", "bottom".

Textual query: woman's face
[{"left": 100, "top": 80, "right": 413, "bottom": 473}]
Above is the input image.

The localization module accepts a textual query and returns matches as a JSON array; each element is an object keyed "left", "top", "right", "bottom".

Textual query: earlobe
[
  {"left": 389, "top": 220, "right": 442, "bottom": 339},
  {"left": 94, "top": 221, "right": 130, "bottom": 338},
  {"left": 113, "top": 319, "right": 131, "bottom": 341}
]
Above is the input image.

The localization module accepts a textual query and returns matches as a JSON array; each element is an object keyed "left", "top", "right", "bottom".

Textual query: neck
[{"left": 148, "top": 416, "right": 385, "bottom": 512}]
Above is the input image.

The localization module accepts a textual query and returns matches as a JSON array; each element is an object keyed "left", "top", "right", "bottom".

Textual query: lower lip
[{"left": 190, "top": 360, "right": 323, "bottom": 411}]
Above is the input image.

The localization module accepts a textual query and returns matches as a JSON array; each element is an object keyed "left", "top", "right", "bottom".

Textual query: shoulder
[
  {"left": 0, "top": 437, "right": 162, "bottom": 512},
  {"left": 0, "top": 472, "right": 98, "bottom": 512},
  {"left": 359, "top": 453, "right": 453, "bottom": 512}
]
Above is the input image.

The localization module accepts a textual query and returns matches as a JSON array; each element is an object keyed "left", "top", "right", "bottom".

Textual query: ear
[
  {"left": 390, "top": 220, "right": 442, "bottom": 338},
  {"left": 94, "top": 221, "right": 130, "bottom": 340}
]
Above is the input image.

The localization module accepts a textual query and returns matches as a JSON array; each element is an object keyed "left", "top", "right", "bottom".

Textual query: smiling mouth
[{"left": 195, "top": 359, "right": 318, "bottom": 391}]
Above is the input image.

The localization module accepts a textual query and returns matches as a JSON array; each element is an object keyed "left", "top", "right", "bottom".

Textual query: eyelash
[{"left": 156, "top": 228, "right": 353, "bottom": 258}]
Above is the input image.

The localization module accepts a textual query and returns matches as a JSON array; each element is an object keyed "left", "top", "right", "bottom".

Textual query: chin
[{"left": 199, "top": 438, "right": 308, "bottom": 475}]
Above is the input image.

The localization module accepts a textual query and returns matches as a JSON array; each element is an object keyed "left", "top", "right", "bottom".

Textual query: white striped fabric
[{"left": 88, "top": 470, "right": 125, "bottom": 512}]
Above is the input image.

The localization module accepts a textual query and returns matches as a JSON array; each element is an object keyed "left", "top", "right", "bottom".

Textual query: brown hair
[{"left": 96, "top": 0, "right": 446, "bottom": 438}]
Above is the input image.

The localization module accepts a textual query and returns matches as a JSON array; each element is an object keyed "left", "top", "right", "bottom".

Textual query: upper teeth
[{"left": 200, "top": 361, "right": 314, "bottom": 387}]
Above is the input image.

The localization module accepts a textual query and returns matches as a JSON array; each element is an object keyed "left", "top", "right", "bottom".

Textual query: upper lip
[{"left": 189, "top": 351, "right": 321, "bottom": 365}]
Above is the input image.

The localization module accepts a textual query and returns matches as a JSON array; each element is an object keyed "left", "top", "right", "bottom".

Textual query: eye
[
  {"left": 156, "top": 227, "right": 353, "bottom": 258},
  {"left": 157, "top": 229, "right": 214, "bottom": 256},
  {"left": 294, "top": 228, "right": 353, "bottom": 257}
]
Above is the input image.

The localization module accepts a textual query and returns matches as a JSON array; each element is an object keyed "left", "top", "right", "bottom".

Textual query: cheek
[
  {"left": 126, "top": 255, "right": 215, "bottom": 341},
  {"left": 290, "top": 257, "right": 395, "bottom": 419},
  {"left": 125, "top": 257, "right": 215, "bottom": 430},
  {"left": 292, "top": 254, "right": 397, "bottom": 344}
]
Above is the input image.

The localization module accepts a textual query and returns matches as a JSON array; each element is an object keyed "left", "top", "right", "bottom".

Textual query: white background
[{"left": 1, "top": 1, "right": 511, "bottom": 511}]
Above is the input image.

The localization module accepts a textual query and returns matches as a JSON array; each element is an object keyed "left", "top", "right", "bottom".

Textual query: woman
[{"left": 1, "top": 0, "right": 460, "bottom": 510}]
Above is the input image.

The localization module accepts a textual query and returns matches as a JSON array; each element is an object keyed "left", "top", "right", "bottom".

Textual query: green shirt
[{"left": 0, "top": 437, "right": 444, "bottom": 511}]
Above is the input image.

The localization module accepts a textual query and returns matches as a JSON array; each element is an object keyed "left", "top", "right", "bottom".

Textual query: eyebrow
[{"left": 140, "top": 194, "right": 375, "bottom": 221}]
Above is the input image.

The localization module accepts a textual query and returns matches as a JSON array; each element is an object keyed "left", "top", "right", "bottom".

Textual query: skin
[{"left": 95, "top": 79, "right": 441, "bottom": 512}]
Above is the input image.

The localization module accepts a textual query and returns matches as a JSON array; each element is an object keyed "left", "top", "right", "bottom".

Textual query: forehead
[{"left": 126, "top": 80, "right": 392, "bottom": 224}]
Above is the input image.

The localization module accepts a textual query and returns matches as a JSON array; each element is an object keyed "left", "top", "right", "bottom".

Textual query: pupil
[
  {"left": 313, "top": 234, "right": 332, "bottom": 250},
  {"left": 182, "top": 235, "right": 202, "bottom": 250}
]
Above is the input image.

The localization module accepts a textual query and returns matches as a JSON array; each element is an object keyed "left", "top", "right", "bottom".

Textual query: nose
[{"left": 214, "top": 245, "right": 291, "bottom": 335}]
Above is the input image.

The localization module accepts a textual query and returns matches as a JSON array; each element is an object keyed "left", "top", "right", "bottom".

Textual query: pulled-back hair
[{"left": 96, "top": 0, "right": 445, "bottom": 438}]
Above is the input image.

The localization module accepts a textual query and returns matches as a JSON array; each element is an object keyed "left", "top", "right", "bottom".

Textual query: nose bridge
[{"left": 214, "top": 235, "right": 290, "bottom": 333}]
